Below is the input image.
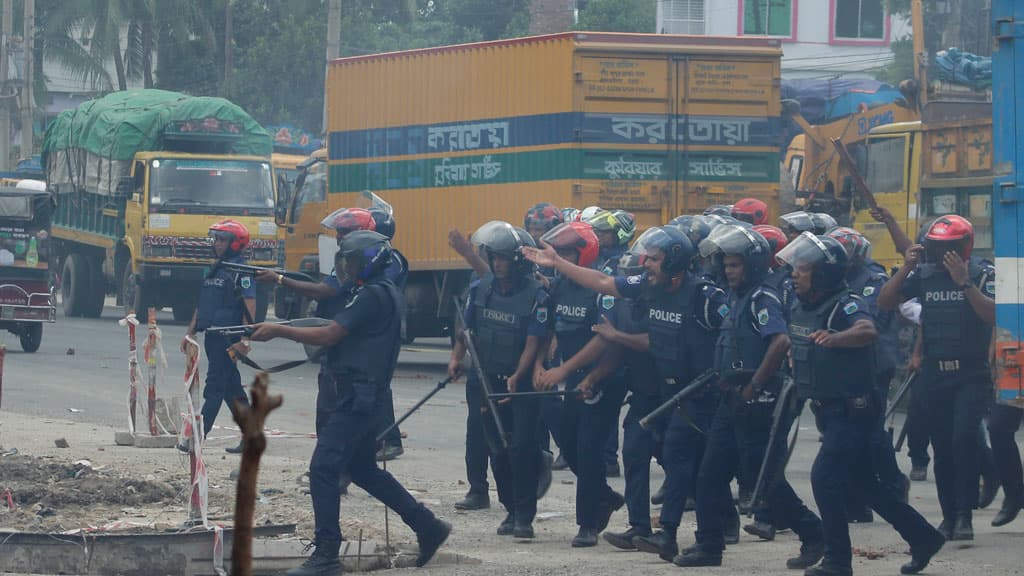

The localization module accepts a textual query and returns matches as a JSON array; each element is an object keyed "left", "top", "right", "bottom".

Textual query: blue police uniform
[
  {"left": 615, "top": 272, "right": 726, "bottom": 556},
  {"left": 797, "top": 290, "right": 944, "bottom": 572},
  {"left": 691, "top": 283, "right": 823, "bottom": 560},
  {"left": 549, "top": 273, "right": 626, "bottom": 533},
  {"left": 597, "top": 247, "right": 627, "bottom": 472},
  {"left": 310, "top": 276, "right": 445, "bottom": 551},
  {"left": 195, "top": 255, "right": 255, "bottom": 436},
  {"left": 900, "top": 257, "right": 995, "bottom": 531},
  {"left": 463, "top": 273, "right": 549, "bottom": 526}
]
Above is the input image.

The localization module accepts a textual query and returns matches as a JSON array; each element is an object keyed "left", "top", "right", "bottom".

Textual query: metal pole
[
  {"left": 0, "top": 0, "right": 11, "bottom": 171},
  {"left": 19, "top": 0, "right": 31, "bottom": 159},
  {"left": 324, "top": 0, "right": 341, "bottom": 134}
]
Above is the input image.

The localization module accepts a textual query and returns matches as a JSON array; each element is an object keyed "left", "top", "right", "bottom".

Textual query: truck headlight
[
  {"left": 251, "top": 247, "right": 274, "bottom": 262},
  {"left": 143, "top": 244, "right": 173, "bottom": 258}
]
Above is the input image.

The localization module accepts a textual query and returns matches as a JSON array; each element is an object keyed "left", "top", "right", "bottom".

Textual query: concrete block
[
  {"left": 114, "top": 431, "right": 135, "bottom": 446},
  {"left": 133, "top": 434, "right": 179, "bottom": 449}
]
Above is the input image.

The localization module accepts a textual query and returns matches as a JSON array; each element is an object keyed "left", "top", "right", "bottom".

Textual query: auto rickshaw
[{"left": 0, "top": 179, "right": 56, "bottom": 352}]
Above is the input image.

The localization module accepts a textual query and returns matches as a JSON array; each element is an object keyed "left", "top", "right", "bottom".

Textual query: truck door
[
  {"left": 992, "top": 0, "right": 1024, "bottom": 407},
  {"left": 575, "top": 54, "right": 674, "bottom": 229}
]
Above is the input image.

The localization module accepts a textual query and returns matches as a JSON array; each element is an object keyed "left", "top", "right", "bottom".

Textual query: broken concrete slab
[
  {"left": 113, "top": 431, "right": 134, "bottom": 446},
  {"left": 133, "top": 434, "right": 178, "bottom": 449}
]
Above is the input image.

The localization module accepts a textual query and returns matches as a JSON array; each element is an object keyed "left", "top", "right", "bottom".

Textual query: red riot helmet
[
  {"left": 753, "top": 224, "right": 788, "bottom": 268},
  {"left": 924, "top": 214, "right": 973, "bottom": 261},
  {"left": 208, "top": 220, "right": 250, "bottom": 256},
  {"left": 732, "top": 198, "right": 770, "bottom": 226},
  {"left": 524, "top": 202, "right": 563, "bottom": 233},
  {"left": 540, "top": 221, "right": 600, "bottom": 268}
]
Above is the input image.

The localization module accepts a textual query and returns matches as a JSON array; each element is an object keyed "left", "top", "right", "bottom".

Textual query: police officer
[
  {"left": 878, "top": 215, "right": 996, "bottom": 540},
  {"left": 525, "top": 226, "right": 727, "bottom": 561},
  {"left": 754, "top": 224, "right": 793, "bottom": 311},
  {"left": 530, "top": 221, "right": 626, "bottom": 548},
  {"left": 827, "top": 227, "right": 910, "bottom": 519},
  {"left": 447, "top": 221, "right": 547, "bottom": 539},
  {"left": 779, "top": 210, "right": 817, "bottom": 242},
  {"left": 675, "top": 225, "right": 824, "bottom": 569},
  {"left": 251, "top": 231, "right": 451, "bottom": 576},
  {"left": 778, "top": 232, "right": 944, "bottom": 576},
  {"left": 181, "top": 220, "right": 255, "bottom": 452}
]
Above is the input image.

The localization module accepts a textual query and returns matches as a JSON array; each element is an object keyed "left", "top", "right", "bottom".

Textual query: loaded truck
[
  {"left": 278, "top": 32, "right": 785, "bottom": 338},
  {"left": 42, "top": 89, "right": 279, "bottom": 321}
]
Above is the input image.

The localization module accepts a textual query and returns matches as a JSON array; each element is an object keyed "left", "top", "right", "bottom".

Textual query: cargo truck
[
  {"left": 42, "top": 89, "right": 279, "bottom": 321},
  {"left": 287, "top": 32, "right": 784, "bottom": 338}
]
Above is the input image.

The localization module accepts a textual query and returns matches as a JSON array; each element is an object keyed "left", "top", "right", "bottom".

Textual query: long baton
[
  {"left": 639, "top": 369, "right": 718, "bottom": 430},
  {"left": 747, "top": 377, "right": 795, "bottom": 516},
  {"left": 488, "top": 389, "right": 580, "bottom": 399},
  {"left": 885, "top": 371, "right": 917, "bottom": 422},
  {"left": 453, "top": 297, "right": 509, "bottom": 449},
  {"left": 375, "top": 376, "right": 453, "bottom": 443}
]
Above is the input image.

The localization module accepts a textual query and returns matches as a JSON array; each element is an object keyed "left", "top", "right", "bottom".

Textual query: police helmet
[
  {"left": 826, "top": 226, "right": 872, "bottom": 264},
  {"left": 208, "top": 220, "right": 250, "bottom": 257},
  {"left": 668, "top": 215, "right": 712, "bottom": 249},
  {"left": 810, "top": 212, "right": 838, "bottom": 234},
  {"left": 631, "top": 225, "right": 694, "bottom": 276},
  {"left": 540, "top": 221, "right": 600, "bottom": 268},
  {"left": 524, "top": 202, "right": 563, "bottom": 233},
  {"left": 470, "top": 220, "right": 536, "bottom": 277},
  {"left": 321, "top": 207, "right": 376, "bottom": 244},
  {"left": 370, "top": 209, "right": 396, "bottom": 240},
  {"left": 338, "top": 230, "right": 392, "bottom": 283},
  {"left": 617, "top": 250, "right": 647, "bottom": 276},
  {"left": 924, "top": 214, "right": 973, "bottom": 261},
  {"left": 731, "top": 198, "right": 770, "bottom": 225},
  {"left": 579, "top": 205, "right": 604, "bottom": 222},
  {"left": 698, "top": 224, "right": 771, "bottom": 284},
  {"left": 753, "top": 224, "right": 789, "bottom": 268},
  {"left": 703, "top": 204, "right": 733, "bottom": 217},
  {"left": 776, "top": 232, "right": 849, "bottom": 294}
]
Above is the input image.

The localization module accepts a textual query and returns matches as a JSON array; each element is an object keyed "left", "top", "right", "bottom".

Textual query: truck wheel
[
  {"left": 81, "top": 256, "right": 106, "bottom": 318},
  {"left": 61, "top": 253, "right": 90, "bottom": 317},
  {"left": 19, "top": 323, "right": 42, "bottom": 353}
]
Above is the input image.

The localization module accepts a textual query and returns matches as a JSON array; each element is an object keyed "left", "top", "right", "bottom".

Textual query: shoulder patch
[
  {"left": 862, "top": 285, "right": 875, "bottom": 297},
  {"left": 240, "top": 276, "right": 251, "bottom": 289},
  {"left": 717, "top": 303, "right": 730, "bottom": 318},
  {"left": 843, "top": 301, "right": 859, "bottom": 315},
  {"left": 602, "top": 265, "right": 614, "bottom": 275},
  {"left": 536, "top": 306, "right": 548, "bottom": 324},
  {"left": 757, "top": 308, "right": 769, "bottom": 326},
  {"left": 626, "top": 274, "right": 642, "bottom": 285},
  {"left": 601, "top": 295, "right": 616, "bottom": 310}
]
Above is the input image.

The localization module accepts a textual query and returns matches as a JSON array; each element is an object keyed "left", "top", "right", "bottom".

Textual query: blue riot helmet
[
  {"left": 631, "top": 225, "right": 694, "bottom": 276},
  {"left": 776, "top": 232, "right": 849, "bottom": 294},
  {"left": 698, "top": 224, "right": 772, "bottom": 285},
  {"left": 338, "top": 230, "right": 393, "bottom": 284}
]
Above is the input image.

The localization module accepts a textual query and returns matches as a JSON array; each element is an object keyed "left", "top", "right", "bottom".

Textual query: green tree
[{"left": 576, "top": 0, "right": 655, "bottom": 33}]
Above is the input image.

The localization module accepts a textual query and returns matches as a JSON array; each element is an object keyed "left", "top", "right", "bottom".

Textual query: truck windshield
[
  {"left": 865, "top": 136, "right": 907, "bottom": 194},
  {"left": 149, "top": 158, "right": 274, "bottom": 214}
]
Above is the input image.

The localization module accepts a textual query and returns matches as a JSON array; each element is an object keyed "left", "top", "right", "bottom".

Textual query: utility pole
[
  {"left": 324, "top": 0, "right": 341, "bottom": 134},
  {"left": 224, "top": 1, "right": 233, "bottom": 82},
  {"left": 20, "top": 0, "right": 32, "bottom": 159},
  {"left": 0, "top": 0, "right": 12, "bottom": 171}
]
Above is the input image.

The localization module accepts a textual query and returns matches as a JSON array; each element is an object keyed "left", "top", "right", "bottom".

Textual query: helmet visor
[
  {"left": 779, "top": 211, "right": 815, "bottom": 232},
  {"left": 630, "top": 227, "right": 672, "bottom": 257},
  {"left": 698, "top": 224, "right": 761, "bottom": 258},
  {"left": 618, "top": 251, "right": 646, "bottom": 276},
  {"left": 776, "top": 232, "right": 836, "bottom": 269},
  {"left": 470, "top": 220, "right": 516, "bottom": 247}
]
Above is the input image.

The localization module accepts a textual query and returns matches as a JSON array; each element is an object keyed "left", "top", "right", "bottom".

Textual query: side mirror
[{"left": 114, "top": 177, "right": 133, "bottom": 199}]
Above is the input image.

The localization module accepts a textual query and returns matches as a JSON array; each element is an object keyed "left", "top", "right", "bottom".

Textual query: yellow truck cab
[{"left": 275, "top": 147, "right": 328, "bottom": 318}]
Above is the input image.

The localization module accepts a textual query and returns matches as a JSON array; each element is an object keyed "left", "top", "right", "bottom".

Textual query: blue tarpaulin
[{"left": 782, "top": 78, "right": 906, "bottom": 125}]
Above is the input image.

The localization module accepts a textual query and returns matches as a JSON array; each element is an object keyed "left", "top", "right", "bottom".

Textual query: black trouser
[
  {"left": 201, "top": 332, "right": 249, "bottom": 437},
  {"left": 846, "top": 369, "right": 905, "bottom": 511},
  {"left": 925, "top": 366, "right": 990, "bottom": 523},
  {"left": 483, "top": 374, "right": 541, "bottom": 524},
  {"left": 310, "top": 378, "right": 436, "bottom": 548},
  {"left": 659, "top": 392, "right": 717, "bottom": 531},
  {"left": 621, "top": 392, "right": 661, "bottom": 530},
  {"left": 988, "top": 403, "right": 1024, "bottom": 506},
  {"left": 561, "top": 370, "right": 626, "bottom": 529},
  {"left": 811, "top": 398, "right": 940, "bottom": 570},
  {"left": 906, "top": 373, "right": 931, "bottom": 468},
  {"left": 464, "top": 372, "right": 491, "bottom": 496},
  {"left": 695, "top": 392, "right": 821, "bottom": 554},
  {"left": 378, "top": 386, "right": 402, "bottom": 449}
]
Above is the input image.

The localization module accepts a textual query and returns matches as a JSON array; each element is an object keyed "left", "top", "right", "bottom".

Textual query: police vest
[
  {"left": 764, "top": 267, "right": 794, "bottom": 320},
  {"left": 195, "top": 259, "right": 249, "bottom": 331},
  {"left": 646, "top": 277, "right": 716, "bottom": 384},
  {"left": 714, "top": 284, "right": 778, "bottom": 373},
  {"left": 790, "top": 291, "right": 874, "bottom": 400},
  {"left": 330, "top": 279, "right": 403, "bottom": 386},
  {"left": 552, "top": 277, "right": 600, "bottom": 361},
  {"left": 617, "top": 296, "right": 660, "bottom": 395},
  {"left": 847, "top": 263, "right": 898, "bottom": 374},
  {"left": 472, "top": 275, "right": 540, "bottom": 376},
  {"left": 917, "top": 261, "right": 991, "bottom": 363}
]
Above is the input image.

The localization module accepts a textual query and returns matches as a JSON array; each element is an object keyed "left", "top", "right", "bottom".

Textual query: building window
[
  {"left": 743, "top": 0, "right": 792, "bottom": 37},
  {"left": 834, "top": 0, "right": 885, "bottom": 40},
  {"left": 660, "top": 0, "right": 705, "bottom": 35}
]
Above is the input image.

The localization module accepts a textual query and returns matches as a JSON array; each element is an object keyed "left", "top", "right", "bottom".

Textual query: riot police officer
[
  {"left": 878, "top": 215, "right": 996, "bottom": 540},
  {"left": 182, "top": 220, "right": 255, "bottom": 451},
  {"left": 778, "top": 232, "right": 944, "bottom": 576},
  {"left": 447, "top": 221, "right": 548, "bottom": 539},
  {"left": 675, "top": 225, "right": 824, "bottom": 569},
  {"left": 530, "top": 221, "right": 626, "bottom": 548},
  {"left": 732, "top": 197, "right": 770, "bottom": 226},
  {"left": 251, "top": 231, "right": 451, "bottom": 576},
  {"left": 810, "top": 212, "right": 838, "bottom": 235},
  {"left": 779, "top": 210, "right": 817, "bottom": 242}
]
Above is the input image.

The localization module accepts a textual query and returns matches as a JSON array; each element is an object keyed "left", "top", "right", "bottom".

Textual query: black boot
[
  {"left": 951, "top": 514, "right": 973, "bottom": 541},
  {"left": 910, "top": 464, "right": 928, "bottom": 481},
  {"left": 572, "top": 527, "right": 599, "bottom": 547},
  {"left": 513, "top": 520, "right": 535, "bottom": 539},
  {"left": 803, "top": 563, "right": 853, "bottom": 576},
  {"left": 672, "top": 547, "right": 722, "bottom": 567},
  {"left": 286, "top": 542, "right": 342, "bottom": 576},
  {"left": 597, "top": 490, "right": 625, "bottom": 533},
  {"left": 978, "top": 476, "right": 1000, "bottom": 509},
  {"left": 497, "top": 512, "right": 515, "bottom": 536},
  {"left": 901, "top": 530, "right": 945, "bottom": 574},
  {"left": 937, "top": 518, "right": 953, "bottom": 540},
  {"left": 787, "top": 540, "right": 825, "bottom": 569},
  {"left": 847, "top": 504, "right": 874, "bottom": 523},
  {"left": 603, "top": 525, "right": 651, "bottom": 550},
  {"left": 743, "top": 519, "right": 776, "bottom": 541},
  {"left": 634, "top": 529, "right": 678, "bottom": 562},
  {"left": 454, "top": 491, "right": 490, "bottom": 510},
  {"left": 992, "top": 497, "right": 1022, "bottom": 527},
  {"left": 415, "top": 518, "right": 452, "bottom": 567}
]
